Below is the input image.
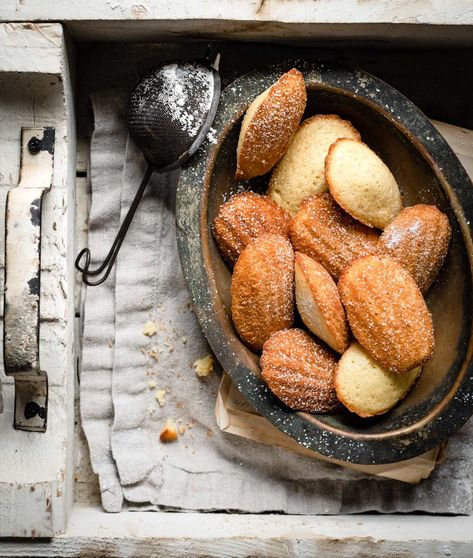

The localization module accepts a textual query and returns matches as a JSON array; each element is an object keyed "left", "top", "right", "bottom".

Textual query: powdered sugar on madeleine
[
  {"left": 289, "top": 193, "right": 379, "bottom": 280},
  {"left": 231, "top": 234, "right": 294, "bottom": 351},
  {"left": 378, "top": 204, "right": 451, "bottom": 293},
  {"left": 236, "top": 69, "right": 307, "bottom": 180},
  {"left": 338, "top": 255, "right": 434, "bottom": 374},
  {"left": 261, "top": 328, "right": 339, "bottom": 413},
  {"left": 212, "top": 191, "right": 291, "bottom": 266}
]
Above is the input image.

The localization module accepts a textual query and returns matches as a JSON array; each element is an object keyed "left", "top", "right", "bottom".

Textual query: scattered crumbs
[
  {"left": 163, "top": 340, "right": 174, "bottom": 353},
  {"left": 181, "top": 336, "right": 188, "bottom": 344},
  {"left": 143, "top": 320, "right": 158, "bottom": 337},
  {"left": 140, "top": 347, "right": 147, "bottom": 354},
  {"left": 178, "top": 425, "right": 186, "bottom": 435},
  {"left": 148, "top": 380, "right": 157, "bottom": 389},
  {"left": 107, "top": 340, "right": 113, "bottom": 349},
  {"left": 155, "top": 389, "right": 167, "bottom": 406},
  {"left": 186, "top": 421, "right": 194, "bottom": 429},
  {"left": 193, "top": 354, "right": 214, "bottom": 377},
  {"left": 148, "top": 347, "right": 160, "bottom": 361},
  {"left": 206, "top": 429, "right": 213, "bottom": 438},
  {"left": 160, "top": 418, "right": 178, "bottom": 443}
]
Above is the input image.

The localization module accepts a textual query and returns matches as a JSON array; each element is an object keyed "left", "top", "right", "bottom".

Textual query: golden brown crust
[
  {"left": 231, "top": 234, "right": 294, "bottom": 351},
  {"left": 294, "top": 252, "right": 349, "bottom": 353},
  {"left": 378, "top": 204, "right": 451, "bottom": 293},
  {"left": 289, "top": 193, "right": 379, "bottom": 280},
  {"left": 235, "top": 68, "right": 307, "bottom": 180},
  {"left": 260, "top": 328, "right": 339, "bottom": 413},
  {"left": 338, "top": 255, "right": 435, "bottom": 374},
  {"left": 211, "top": 191, "right": 291, "bottom": 266}
]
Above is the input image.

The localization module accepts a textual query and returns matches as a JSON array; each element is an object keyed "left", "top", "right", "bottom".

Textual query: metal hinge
[{"left": 3, "top": 127, "right": 55, "bottom": 432}]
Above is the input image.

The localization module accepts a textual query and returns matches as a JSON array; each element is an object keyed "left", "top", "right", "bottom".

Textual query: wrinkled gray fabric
[
  {"left": 81, "top": 88, "right": 473, "bottom": 514},
  {"left": 79, "top": 90, "right": 126, "bottom": 512}
]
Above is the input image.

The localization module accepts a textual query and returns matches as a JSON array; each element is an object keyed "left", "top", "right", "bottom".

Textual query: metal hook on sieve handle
[{"left": 75, "top": 164, "right": 152, "bottom": 286}]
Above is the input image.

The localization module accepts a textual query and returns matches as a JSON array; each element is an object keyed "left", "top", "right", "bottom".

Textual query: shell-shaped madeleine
[
  {"left": 325, "top": 139, "right": 402, "bottom": 229},
  {"left": 289, "top": 193, "right": 379, "bottom": 280},
  {"left": 294, "top": 252, "right": 349, "bottom": 353},
  {"left": 335, "top": 343, "right": 421, "bottom": 417},
  {"left": 231, "top": 234, "right": 294, "bottom": 351},
  {"left": 338, "top": 255, "right": 434, "bottom": 374},
  {"left": 268, "top": 114, "right": 360, "bottom": 215},
  {"left": 212, "top": 191, "right": 291, "bottom": 266},
  {"left": 261, "top": 328, "right": 339, "bottom": 413},
  {"left": 236, "top": 68, "right": 307, "bottom": 180},
  {"left": 378, "top": 204, "right": 451, "bottom": 293}
]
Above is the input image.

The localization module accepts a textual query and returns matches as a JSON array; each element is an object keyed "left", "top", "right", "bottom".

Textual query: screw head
[
  {"left": 24, "top": 401, "right": 40, "bottom": 419},
  {"left": 28, "top": 136, "right": 41, "bottom": 154}
]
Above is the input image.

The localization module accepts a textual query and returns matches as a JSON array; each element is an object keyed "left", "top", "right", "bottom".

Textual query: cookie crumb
[
  {"left": 160, "top": 418, "right": 178, "bottom": 443},
  {"left": 193, "top": 354, "right": 214, "bottom": 377},
  {"left": 148, "top": 347, "right": 160, "bottom": 361},
  {"left": 143, "top": 320, "right": 158, "bottom": 337},
  {"left": 148, "top": 380, "right": 156, "bottom": 389},
  {"left": 155, "top": 389, "right": 167, "bottom": 406}
]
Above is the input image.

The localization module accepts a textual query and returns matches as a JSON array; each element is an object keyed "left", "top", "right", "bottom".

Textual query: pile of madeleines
[{"left": 211, "top": 68, "right": 452, "bottom": 418}]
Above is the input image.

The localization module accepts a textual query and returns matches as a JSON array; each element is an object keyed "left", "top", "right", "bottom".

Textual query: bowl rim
[{"left": 176, "top": 59, "right": 473, "bottom": 465}]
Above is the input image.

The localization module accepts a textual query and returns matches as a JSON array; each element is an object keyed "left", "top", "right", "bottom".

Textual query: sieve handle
[{"left": 75, "top": 164, "right": 152, "bottom": 286}]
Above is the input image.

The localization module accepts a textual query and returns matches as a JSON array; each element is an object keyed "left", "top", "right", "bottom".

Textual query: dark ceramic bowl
[{"left": 176, "top": 61, "right": 473, "bottom": 465}]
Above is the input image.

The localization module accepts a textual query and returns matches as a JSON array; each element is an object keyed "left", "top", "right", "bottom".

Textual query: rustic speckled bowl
[{"left": 176, "top": 61, "right": 473, "bottom": 465}]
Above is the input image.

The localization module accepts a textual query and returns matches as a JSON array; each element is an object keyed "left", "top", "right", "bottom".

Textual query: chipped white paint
[{"left": 0, "top": 23, "right": 75, "bottom": 536}]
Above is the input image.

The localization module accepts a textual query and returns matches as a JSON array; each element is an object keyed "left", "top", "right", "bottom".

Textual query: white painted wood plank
[
  {"left": 0, "top": 22, "right": 76, "bottom": 537},
  {"left": 0, "top": 483, "right": 53, "bottom": 539},
  {"left": 74, "top": 176, "right": 89, "bottom": 316},
  {"left": 1, "top": 0, "right": 472, "bottom": 26},
  {"left": 0, "top": 23, "right": 62, "bottom": 74},
  {"left": 1, "top": 505, "right": 472, "bottom": 556}
]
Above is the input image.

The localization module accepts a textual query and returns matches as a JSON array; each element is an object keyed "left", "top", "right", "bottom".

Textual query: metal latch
[{"left": 3, "top": 127, "right": 55, "bottom": 432}]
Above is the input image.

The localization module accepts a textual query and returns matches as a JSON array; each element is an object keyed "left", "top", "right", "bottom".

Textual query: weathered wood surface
[
  {"left": 0, "top": 22, "right": 76, "bottom": 536},
  {"left": 0, "top": 0, "right": 472, "bottom": 25},
  {"left": 1, "top": 1, "right": 473, "bottom": 43},
  {"left": 1, "top": 505, "right": 473, "bottom": 557}
]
